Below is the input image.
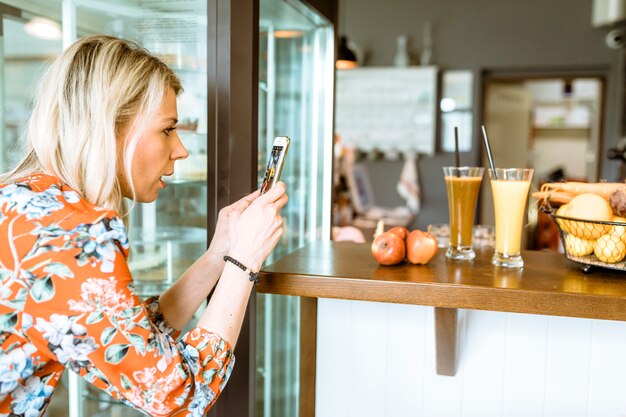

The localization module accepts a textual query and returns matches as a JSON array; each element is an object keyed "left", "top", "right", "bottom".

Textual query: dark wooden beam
[{"left": 207, "top": 0, "right": 259, "bottom": 415}]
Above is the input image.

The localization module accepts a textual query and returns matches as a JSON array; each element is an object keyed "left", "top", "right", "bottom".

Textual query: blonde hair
[{"left": 0, "top": 35, "right": 182, "bottom": 216}]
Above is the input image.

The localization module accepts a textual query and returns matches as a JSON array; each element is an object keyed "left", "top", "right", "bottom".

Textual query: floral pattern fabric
[{"left": 0, "top": 174, "right": 234, "bottom": 416}]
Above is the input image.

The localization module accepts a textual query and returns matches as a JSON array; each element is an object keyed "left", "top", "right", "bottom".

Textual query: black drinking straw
[
  {"left": 481, "top": 125, "right": 497, "bottom": 180},
  {"left": 454, "top": 127, "right": 460, "bottom": 176}
]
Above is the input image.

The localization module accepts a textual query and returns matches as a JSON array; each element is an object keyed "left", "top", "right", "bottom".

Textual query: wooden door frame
[
  {"left": 206, "top": 0, "right": 259, "bottom": 415},
  {"left": 206, "top": 0, "right": 336, "bottom": 416},
  {"left": 479, "top": 67, "right": 610, "bottom": 182},
  {"left": 206, "top": 0, "right": 337, "bottom": 270}
]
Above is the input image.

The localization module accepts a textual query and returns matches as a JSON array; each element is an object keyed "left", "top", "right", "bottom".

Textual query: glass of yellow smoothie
[
  {"left": 489, "top": 168, "right": 533, "bottom": 268},
  {"left": 443, "top": 166, "right": 484, "bottom": 261}
]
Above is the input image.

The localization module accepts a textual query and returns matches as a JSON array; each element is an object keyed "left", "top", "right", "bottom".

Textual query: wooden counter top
[
  {"left": 258, "top": 241, "right": 626, "bottom": 322},
  {"left": 259, "top": 241, "right": 626, "bottom": 378}
]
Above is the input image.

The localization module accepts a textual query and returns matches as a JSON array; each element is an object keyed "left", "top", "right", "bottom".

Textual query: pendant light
[
  {"left": 336, "top": 36, "right": 358, "bottom": 69},
  {"left": 336, "top": 1, "right": 358, "bottom": 69}
]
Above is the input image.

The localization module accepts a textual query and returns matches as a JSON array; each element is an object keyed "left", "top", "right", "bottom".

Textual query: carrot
[
  {"left": 531, "top": 190, "right": 574, "bottom": 205},
  {"left": 540, "top": 182, "right": 624, "bottom": 201}
]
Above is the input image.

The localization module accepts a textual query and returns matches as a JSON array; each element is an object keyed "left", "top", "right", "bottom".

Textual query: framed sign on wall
[{"left": 335, "top": 66, "right": 438, "bottom": 156}]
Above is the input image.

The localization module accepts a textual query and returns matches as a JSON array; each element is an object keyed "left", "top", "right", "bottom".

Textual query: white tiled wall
[{"left": 316, "top": 299, "right": 626, "bottom": 417}]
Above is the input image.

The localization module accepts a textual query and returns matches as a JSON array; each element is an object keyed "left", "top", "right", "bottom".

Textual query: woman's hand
[
  {"left": 227, "top": 182, "right": 288, "bottom": 272},
  {"left": 207, "top": 189, "right": 261, "bottom": 257},
  {"left": 161, "top": 189, "right": 270, "bottom": 330}
]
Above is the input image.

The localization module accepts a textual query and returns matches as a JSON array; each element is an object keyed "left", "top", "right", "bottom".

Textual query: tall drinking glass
[
  {"left": 489, "top": 168, "right": 533, "bottom": 268},
  {"left": 443, "top": 166, "right": 484, "bottom": 261}
]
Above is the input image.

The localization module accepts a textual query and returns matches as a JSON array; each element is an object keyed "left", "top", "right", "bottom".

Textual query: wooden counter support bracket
[
  {"left": 299, "top": 297, "right": 317, "bottom": 417},
  {"left": 434, "top": 307, "right": 458, "bottom": 376}
]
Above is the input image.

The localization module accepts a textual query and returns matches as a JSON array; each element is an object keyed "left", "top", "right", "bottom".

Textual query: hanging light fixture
[
  {"left": 335, "top": 0, "right": 358, "bottom": 70},
  {"left": 24, "top": 17, "right": 62, "bottom": 41},
  {"left": 336, "top": 35, "right": 358, "bottom": 69}
]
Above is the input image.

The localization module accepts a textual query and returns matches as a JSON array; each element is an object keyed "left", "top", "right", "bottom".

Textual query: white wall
[
  {"left": 532, "top": 136, "right": 589, "bottom": 179},
  {"left": 316, "top": 299, "right": 626, "bottom": 417},
  {"left": 342, "top": 0, "right": 623, "bottom": 230}
]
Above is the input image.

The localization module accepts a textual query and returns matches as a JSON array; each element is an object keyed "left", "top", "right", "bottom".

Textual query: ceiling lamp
[
  {"left": 274, "top": 30, "right": 304, "bottom": 39},
  {"left": 24, "top": 17, "right": 62, "bottom": 41},
  {"left": 336, "top": 36, "right": 358, "bottom": 70}
]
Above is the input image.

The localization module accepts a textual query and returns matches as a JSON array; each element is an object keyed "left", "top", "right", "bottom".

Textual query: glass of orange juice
[
  {"left": 489, "top": 168, "right": 533, "bottom": 268},
  {"left": 443, "top": 167, "right": 484, "bottom": 261}
]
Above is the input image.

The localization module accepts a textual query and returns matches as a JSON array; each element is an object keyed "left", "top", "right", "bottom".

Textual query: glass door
[{"left": 257, "top": 0, "right": 334, "bottom": 416}]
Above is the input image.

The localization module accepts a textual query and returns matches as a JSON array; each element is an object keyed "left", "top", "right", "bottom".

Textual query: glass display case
[
  {"left": 0, "top": 0, "right": 334, "bottom": 415},
  {"left": 1, "top": 0, "right": 209, "bottom": 415},
  {"left": 257, "top": 0, "right": 334, "bottom": 416}
]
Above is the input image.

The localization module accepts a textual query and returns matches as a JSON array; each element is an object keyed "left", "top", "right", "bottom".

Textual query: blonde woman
[{"left": 0, "top": 35, "right": 287, "bottom": 416}]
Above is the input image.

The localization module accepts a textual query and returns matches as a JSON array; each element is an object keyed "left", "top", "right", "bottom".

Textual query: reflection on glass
[
  {"left": 257, "top": 0, "right": 334, "bottom": 416},
  {"left": 1, "top": 16, "right": 62, "bottom": 172}
]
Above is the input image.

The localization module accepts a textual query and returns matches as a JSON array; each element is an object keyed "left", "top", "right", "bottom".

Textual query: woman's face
[{"left": 118, "top": 87, "right": 188, "bottom": 202}]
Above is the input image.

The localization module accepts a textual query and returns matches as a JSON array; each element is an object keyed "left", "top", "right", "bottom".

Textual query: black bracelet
[{"left": 223, "top": 255, "right": 260, "bottom": 284}]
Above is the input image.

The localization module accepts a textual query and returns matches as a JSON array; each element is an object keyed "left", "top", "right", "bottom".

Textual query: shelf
[
  {"left": 169, "top": 66, "right": 207, "bottom": 75},
  {"left": 533, "top": 125, "right": 590, "bottom": 130},
  {"left": 178, "top": 130, "right": 207, "bottom": 137},
  {"left": 258, "top": 241, "right": 626, "bottom": 376},
  {"left": 532, "top": 126, "right": 591, "bottom": 139},
  {"left": 533, "top": 98, "right": 597, "bottom": 106},
  {"left": 165, "top": 178, "right": 206, "bottom": 186},
  {"left": 441, "top": 108, "right": 472, "bottom": 113}
]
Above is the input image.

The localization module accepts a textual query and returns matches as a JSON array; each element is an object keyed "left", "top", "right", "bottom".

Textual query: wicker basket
[{"left": 546, "top": 207, "right": 626, "bottom": 273}]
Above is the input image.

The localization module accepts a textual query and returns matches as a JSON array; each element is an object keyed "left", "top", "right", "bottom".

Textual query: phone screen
[{"left": 260, "top": 144, "right": 286, "bottom": 194}]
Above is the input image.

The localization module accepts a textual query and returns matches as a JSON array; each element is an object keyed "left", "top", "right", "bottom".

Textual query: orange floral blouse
[{"left": 0, "top": 174, "right": 234, "bottom": 416}]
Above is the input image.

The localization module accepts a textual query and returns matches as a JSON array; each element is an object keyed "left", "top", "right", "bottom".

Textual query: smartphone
[{"left": 260, "top": 136, "right": 290, "bottom": 194}]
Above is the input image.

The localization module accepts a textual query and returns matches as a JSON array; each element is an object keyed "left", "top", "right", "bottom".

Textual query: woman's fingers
[
  {"left": 243, "top": 188, "right": 261, "bottom": 203},
  {"left": 222, "top": 189, "right": 261, "bottom": 214},
  {"left": 260, "top": 181, "right": 286, "bottom": 202},
  {"left": 235, "top": 189, "right": 261, "bottom": 207},
  {"left": 226, "top": 182, "right": 288, "bottom": 270},
  {"left": 274, "top": 193, "right": 288, "bottom": 209},
  {"left": 230, "top": 191, "right": 260, "bottom": 216},
  {"left": 226, "top": 186, "right": 280, "bottom": 218}
]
